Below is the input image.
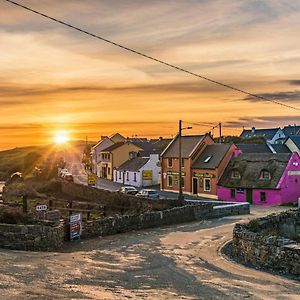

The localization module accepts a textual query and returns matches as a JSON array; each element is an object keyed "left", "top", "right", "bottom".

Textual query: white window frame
[
  {"left": 204, "top": 178, "right": 211, "bottom": 192},
  {"left": 167, "top": 175, "right": 173, "bottom": 187}
]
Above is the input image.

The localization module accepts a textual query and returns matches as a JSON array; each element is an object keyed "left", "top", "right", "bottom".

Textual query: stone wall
[
  {"left": 0, "top": 222, "right": 64, "bottom": 251},
  {"left": 233, "top": 209, "right": 300, "bottom": 276},
  {"left": 82, "top": 202, "right": 250, "bottom": 239}
]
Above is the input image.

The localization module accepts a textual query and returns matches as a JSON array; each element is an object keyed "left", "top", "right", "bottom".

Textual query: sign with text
[
  {"left": 70, "top": 213, "right": 82, "bottom": 240},
  {"left": 36, "top": 204, "right": 47, "bottom": 212},
  {"left": 167, "top": 171, "right": 186, "bottom": 176},
  {"left": 88, "top": 173, "right": 97, "bottom": 185},
  {"left": 142, "top": 170, "right": 153, "bottom": 180},
  {"left": 193, "top": 173, "right": 215, "bottom": 178}
]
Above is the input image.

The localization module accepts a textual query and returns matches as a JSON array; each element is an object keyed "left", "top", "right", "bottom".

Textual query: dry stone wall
[
  {"left": 233, "top": 209, "right": 300, "bottom": 276},
  {"left": 0, "top": 222, "right": 64, "bottom": 251}
]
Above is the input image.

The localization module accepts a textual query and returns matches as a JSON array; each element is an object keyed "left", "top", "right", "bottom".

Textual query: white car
[
  {"left": 136, "top": 189, "right": 160, "bottom": 199},
  {"left": 59, "top": 169, "right": 69, "bottom": 177},
  {"left": 118, "top": 186, "right": 138, "bottom": 195}
]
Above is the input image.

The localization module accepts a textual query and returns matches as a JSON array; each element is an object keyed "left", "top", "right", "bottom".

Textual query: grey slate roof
[
  {"left": 282, "top": 125, "right": 300, "bottom": 137},
  {"left": 240, "top": 128, "right": 280, "bottom": 140},
  {"left": 192, "top": 144, "right": 231, "bottom": 169},
  {"left": 237, "top": 144, "right": 272, "bottom": 154},
  {"left": 117, "top": 157, "right": 150, "bottom": 172},
  {"left": 161, "top": 135, "right": 205, "bottom": 158},
  {"left": 271, "top": 144, "right": 291, "bottom": 154},
  {"left": 218, "top": 153, "right": 291, "bottom": 189},
  {"left": 288, "top": 135, "right": 300, "bottom": 148},
  {"left": 101, "top": 142, "right": 125, "bottom": 152}
]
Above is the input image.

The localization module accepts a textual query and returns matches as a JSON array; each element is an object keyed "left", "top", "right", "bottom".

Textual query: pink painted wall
[
  {"left": 217, "top": 153, "right": 300, "bottom": 206},
  {"left": 217, "top": 186, "right": 246, "bottom": 202},
  {"left": 277, "top": 152, "right": 300, "bottom": 204}
]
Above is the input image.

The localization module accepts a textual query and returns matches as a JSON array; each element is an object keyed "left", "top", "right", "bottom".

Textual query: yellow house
[{"left": 99, "top": 141, "right": 143, "bottom": 180}]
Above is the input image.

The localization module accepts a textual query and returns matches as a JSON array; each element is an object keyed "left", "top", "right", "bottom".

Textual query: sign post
[
  {"left": 69, "top": 213, "right": 82, "bottom": 241},
  {"left": 87, "top": 173, "right": 97, "bottom": 186}
]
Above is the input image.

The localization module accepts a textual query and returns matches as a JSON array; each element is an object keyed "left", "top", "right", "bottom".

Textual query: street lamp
[{"left": 178, "top": 120, "right": 192, "bottom": 201}]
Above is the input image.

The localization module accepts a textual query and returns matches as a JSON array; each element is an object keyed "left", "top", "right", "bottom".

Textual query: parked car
[
  {"left": 59, "top": 168, "right": 69, "bottom": 177},
  {"left": 136, "top": 189, "right": 160, "bottom": 199},
  {"left": 118, "top": 186, "right": 138, "bottom": 195},
  {"left": 63, "top": 173, "right": 74, "bottom": 182}
]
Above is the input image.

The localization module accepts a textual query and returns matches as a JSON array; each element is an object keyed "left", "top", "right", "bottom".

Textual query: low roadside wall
[
  {"left": 0, "top": 222, "right": 64, "bottom": 251},
  {"left": 82, "top": 202, "right": 250, "bottom": 239},
  {"left": 232, "top": 209, "right": 300, "bottom": 276}
]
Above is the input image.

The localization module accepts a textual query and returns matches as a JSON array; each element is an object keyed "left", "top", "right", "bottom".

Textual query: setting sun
[{"left": 53, "top": 130, "right": 70, "bottom": 144}]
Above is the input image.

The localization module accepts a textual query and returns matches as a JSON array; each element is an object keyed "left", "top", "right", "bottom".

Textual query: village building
[
  {"left": 240, "top": 127, "right": 285, "bottom": 144},
  {"left": 217, "top": 152, "right": 300, "bottom": 205},
  {"left": 191, "top": 144, "right": 237, "bottom": 199},
  {"left": 114, "top": 154, "right": 160, "bottom": 187},
  {"left": 284, "top": 135, "right": 300, "bottom": 155},
  {"left": 282, "top": 125, "right": 300, "bottom": 137},
  {"left": 160, "top": 134, "right": 215, "bottom": 194},
  {"left": 98, "top": 141, "right": 143, "bottom": 180},
  {"left": 91, "top": 133, "right": 126, "bottom": 177}
]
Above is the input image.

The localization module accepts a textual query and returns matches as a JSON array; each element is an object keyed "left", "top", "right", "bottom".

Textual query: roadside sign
[
  {"left": 36, "top": 204, "right": 47, "bottom": 211},
  {"left": 88, "top": 173, "right": 97, "bottom": 185},
  {"left": 70, "top": 213, "right": 82, "bottom": 240},
  {"left": 142, "top": 170, "right": 153, "bottom": 180}
]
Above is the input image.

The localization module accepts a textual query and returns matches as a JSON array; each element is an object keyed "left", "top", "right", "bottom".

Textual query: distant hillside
[
  {"left": 0, "top": 146, "right": 47, "bottom": 181},
  {"left": 0, "top": 141, "right": 91, "bottom": 181}
]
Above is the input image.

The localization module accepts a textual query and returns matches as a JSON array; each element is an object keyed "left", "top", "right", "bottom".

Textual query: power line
[{"left": 3, "top": 0, "right": 300, "bottom": 112}]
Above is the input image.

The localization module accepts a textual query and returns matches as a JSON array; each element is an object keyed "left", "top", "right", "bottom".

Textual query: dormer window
[
  {"left": 204, "top": 155, "right": 213, "bottom": 163},
  {"left": 260, "top": 169, "right": 271, "bottom": 180},
  {"left": 231, "top": 170, "right": 241, "bottom": 179}
]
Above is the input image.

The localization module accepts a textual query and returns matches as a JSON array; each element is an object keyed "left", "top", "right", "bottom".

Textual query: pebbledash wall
[
  {"left": 232, "top": 209, "right": 300, "bottom": 276},
  {"left": 0, "top": 222, "right": 64, "bottom": 251}
]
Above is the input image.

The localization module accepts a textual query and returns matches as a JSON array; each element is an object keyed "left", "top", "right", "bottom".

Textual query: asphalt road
[{"left": 0, "top": 206, "right": 298, "bottom": 299}]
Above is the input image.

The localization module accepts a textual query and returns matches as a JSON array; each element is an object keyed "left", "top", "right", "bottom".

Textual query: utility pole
[
  {"left": 219, "top": 123, "right": 222, "bottom": 143},
  {"left": 178, "top": 120, "right": 184, "bottom": 201}
]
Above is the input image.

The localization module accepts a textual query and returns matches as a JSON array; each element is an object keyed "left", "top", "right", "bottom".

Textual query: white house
[
  {"left": 240, "top": 127, "right": 285, "bottom": 144},
  {"left": 284, "top": 135, "right": 300, "bottom": 155},
  {"left": 113, "top": 154, "right": 160, "bottom": 187}
]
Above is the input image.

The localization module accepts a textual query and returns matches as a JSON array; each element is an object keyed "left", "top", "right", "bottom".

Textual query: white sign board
[
  {"left": 36, "top": 204, "right": 47, "bottom": 211},
  {"left": 70, "top": 213, "right": 82, "bottom": 223},
  {"left": 288, "top": 171, "right": 300, "bottom": 176}
]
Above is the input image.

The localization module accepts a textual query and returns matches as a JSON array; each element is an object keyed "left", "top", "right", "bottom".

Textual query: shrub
[{"left": 0, "top": 206, "right": 28, "bottom": 224}]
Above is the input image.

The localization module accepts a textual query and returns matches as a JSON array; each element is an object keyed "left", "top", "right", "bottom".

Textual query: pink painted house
[{"left": 217, "top": 152, "right": 300, "bottom": 206}]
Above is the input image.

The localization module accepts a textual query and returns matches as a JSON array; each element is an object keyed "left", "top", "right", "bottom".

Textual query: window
[
  {"left": 260, "top": 192, "right": 266, "bottom": 202},
  {"left": 260, "top": 170, "right": 271, "bottom": 180},
  {"left": 126, "top": 172, "right": 129, "bottom": 181},
  {"left": 181, "top": 158, "right": 185, "bottom": 168},
  {"left": 107, "top": 154, "right": 110, "bottom": 160},
  {"left": 231, "top": 170, "right": 241, "bottom": 179},
  {"left": 167, "top": 158, "right": 173, "bottom": 168},
  {"left": 134, "top": 172, "right": 137, "bottom": 182},
  {"left": 236, "top": 188, "right": 244, "bottom": 194},
  {"left": 204, "top": 155, "right": 213, "bottom": 163},
  {"left": 230, "top": 189, "right": 236, "bottom": 199},
  {"left": 167, "top": 175, "right": 173, "bottom": 187},
  {"left": 119, "top": 171, "right": 121, "bottom": 179},
  {"left": 204, "top": 178, "right": 211, "bottom": 192},
  {"left": 108, "top": 168, "right": 110, "bottom": 175}
]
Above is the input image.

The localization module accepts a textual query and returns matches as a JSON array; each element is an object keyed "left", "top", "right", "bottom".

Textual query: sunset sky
[{"left": 1, "top": 0, "right": 300, "bottom": 149}]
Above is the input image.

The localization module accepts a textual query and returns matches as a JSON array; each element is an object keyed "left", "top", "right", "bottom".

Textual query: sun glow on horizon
[{"left": 53, "top": 130, "right": 70, "bottom": 145}]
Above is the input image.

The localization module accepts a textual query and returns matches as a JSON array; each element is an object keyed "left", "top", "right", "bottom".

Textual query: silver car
[{"left": 136, "top": 189, "right": 160, "bottom": 199}]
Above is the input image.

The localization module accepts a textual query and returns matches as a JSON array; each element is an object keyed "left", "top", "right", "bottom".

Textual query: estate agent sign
[{"left": 70, "top": 213, "right": 82, "bottom": 240}]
